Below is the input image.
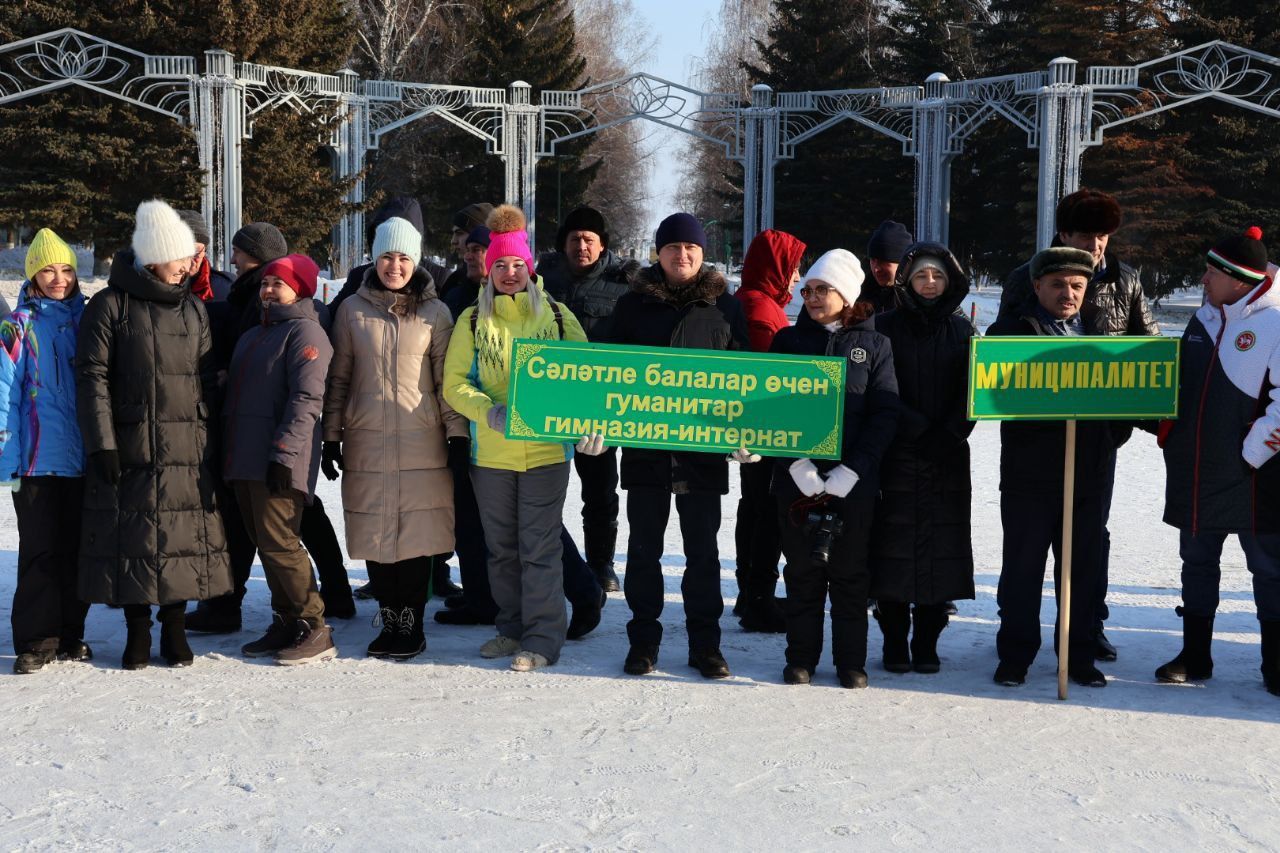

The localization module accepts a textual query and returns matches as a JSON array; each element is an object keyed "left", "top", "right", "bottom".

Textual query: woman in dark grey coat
[
  {"left": 77, "top": 200, "right": 231, "bottom": 670},
  {"left": 871, "top": 243, "right": 976, "bottom": 675}
]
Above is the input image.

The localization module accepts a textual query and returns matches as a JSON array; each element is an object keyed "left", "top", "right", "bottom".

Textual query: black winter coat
[
  {"left": 76, "top": 250, "right": 231, "bottom": 605},
  {"left": 998, "top": 249, "right": 1158, "bottom": 336},
  {"left": 769, "top": 308, "right": 900, "bottom": 503},
  {"left": 603, "top": 264, "right": 750, "bottom": 495},
  {"left": 537, "top": 249, "right": 640, "bottom": 340},
  {"left": 870, "top": 244, "right": 975, "bottom": 604},
  {"left": 987, "top": 307, "right": 1121, "bottom": 497}
]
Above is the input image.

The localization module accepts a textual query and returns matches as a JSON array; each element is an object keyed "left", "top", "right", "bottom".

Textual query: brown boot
[{"left": 274, "top": 620, "right": 338, "bottom": 666}]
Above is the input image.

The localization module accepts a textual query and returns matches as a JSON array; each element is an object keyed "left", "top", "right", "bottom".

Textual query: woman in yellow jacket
[{"left": 444, "top": 205, "right": 598, "bottom": 671}]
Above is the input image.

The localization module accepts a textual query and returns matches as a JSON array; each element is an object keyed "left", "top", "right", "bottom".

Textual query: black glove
[
  {"left": 91, "top": 450, "right": 121, "bottom": 485},
  {"left": 266, "top": 461, "right": 293, "bottom": 496},
  {"left": 447, "top": 437, "right": 470, "bottom": 473},
  {"left": 321, "top": 441, "right": 343, "bottom": 481}
]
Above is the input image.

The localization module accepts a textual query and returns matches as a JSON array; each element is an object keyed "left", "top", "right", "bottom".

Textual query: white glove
[
  {"left": 727, "top": 447, "right": 761, "bottom": 464},
  {"left": 0, "top": 479, "right": 20, "bottom": 493},
  {"left": 576, "top": 434, "right": 606, "bottom": 456},
  {"left": 824, "top": 464, "right": 859, "bottom": 498},
  {"left": 486, "top": 404, "right": 507, "bottom": 433},
  {"left": 789, "top": 458, "right": 825, "bottom": 497}
]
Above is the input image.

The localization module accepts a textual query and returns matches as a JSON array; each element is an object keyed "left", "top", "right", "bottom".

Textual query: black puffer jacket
[
  {"left": 987, "top": 304, "right": 1122, "bottom": 497},
  {"left": 538, "top": 249, "right": 640, "bottom": 340},
  {"left": 769, "top": 308, "right": 900, "bottom": 503},
  {"left": 870, "top": 243, "right": 975, "bottom": 604},
  {"left": 998, "top": 249, "right": 1158, "bottom": 336},
  {"left": 76, "top": 250, "right": 231, "bottom": 605},
  {"left": 603, "top": 264, "right": 749, "bottom": 494}
]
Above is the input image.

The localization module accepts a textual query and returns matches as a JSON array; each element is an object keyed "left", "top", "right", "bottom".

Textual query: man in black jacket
[
  {"left": 603, "top": 213, "right": 750, "bottom": 679},
  {"left": 988, "top": 247, "right": 1117, "bottom": 689},
  {"left": 997, "top": 189, "right": 1158, "bottom": 663},
  {"left": 537, "top": 207, "right": 640, "bottom": 593},
  {"left": 859, "top": 220, "right": 913, "bottom": 313}
]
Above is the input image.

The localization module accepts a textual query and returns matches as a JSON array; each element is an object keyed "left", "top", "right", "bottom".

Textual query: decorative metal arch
[{"left": 2, "top": 30, "right": 1279, "bottom": 275}]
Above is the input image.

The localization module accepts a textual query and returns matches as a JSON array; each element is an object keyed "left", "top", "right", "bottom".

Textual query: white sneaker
[
  {"left": 480, "top": 635, "right": 520, "bottom": 658},
  {"left": 511, "top": 650, "right": 550, "bottom": 671}
]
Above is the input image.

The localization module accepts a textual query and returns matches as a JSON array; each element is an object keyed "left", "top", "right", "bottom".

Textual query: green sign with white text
[
  {"left": 968, "top": 335, "right": 1180, "bottom": 420},
  {"left": 506, "top": 340, "right": 846, "bottom": 459}
]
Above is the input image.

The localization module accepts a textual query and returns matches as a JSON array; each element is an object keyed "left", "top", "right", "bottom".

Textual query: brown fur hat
[{"left": 1056, "top": 189, "right": 1122, "bottom": 235}]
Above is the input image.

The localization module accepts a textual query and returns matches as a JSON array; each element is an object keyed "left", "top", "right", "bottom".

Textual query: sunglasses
[{"left": 800, "top": 284, "right": 834, "bottom": 299}]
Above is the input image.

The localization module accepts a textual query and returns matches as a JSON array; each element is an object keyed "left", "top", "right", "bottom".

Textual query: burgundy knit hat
[{"left": 261, "top": 254, "right": 319, "bottom": 299}]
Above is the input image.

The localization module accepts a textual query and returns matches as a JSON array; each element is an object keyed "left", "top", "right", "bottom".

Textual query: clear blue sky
[{"left": 630, "top": 0, "right": 725, "bottom": 236}]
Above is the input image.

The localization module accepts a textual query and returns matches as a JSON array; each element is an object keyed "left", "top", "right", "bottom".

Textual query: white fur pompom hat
[{"left": 132, "top": 199, "right": 196, "bottom": 267}]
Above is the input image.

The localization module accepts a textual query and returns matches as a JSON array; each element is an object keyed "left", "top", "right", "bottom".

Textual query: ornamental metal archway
[{"left": 2, "top": 30, "right": 1278, "bottom": 275}]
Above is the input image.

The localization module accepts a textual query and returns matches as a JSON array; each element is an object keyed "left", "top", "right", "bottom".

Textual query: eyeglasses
[{"left": 800, "top": 284, "right": 834, "bottom": 299}]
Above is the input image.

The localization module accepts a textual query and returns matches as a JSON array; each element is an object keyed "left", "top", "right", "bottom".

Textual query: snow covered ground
[{"left": 3, "top": 288, "right": 1279, "bottom": 850}]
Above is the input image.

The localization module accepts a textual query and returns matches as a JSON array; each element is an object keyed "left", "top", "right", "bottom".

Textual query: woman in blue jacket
[{"left": 0, "top": 229, "right": 91, "bottom": 674}]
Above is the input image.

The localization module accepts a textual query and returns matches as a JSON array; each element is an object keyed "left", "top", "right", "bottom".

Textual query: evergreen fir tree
[
  {"left": 743, "top": 0, "right": 910, "bottom": 258},
  {"left": 374, "top": 0, "right": 594, "bottom": 254}
]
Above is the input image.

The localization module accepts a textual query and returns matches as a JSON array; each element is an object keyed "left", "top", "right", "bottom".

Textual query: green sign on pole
[
  {"left": 968, "top": 335, "right": 1180, "bottom": 420},
  {"left": 505, "top": 340, "right": 846, "bottom": 459}
]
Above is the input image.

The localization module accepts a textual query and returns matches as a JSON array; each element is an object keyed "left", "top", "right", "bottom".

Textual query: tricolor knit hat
[
  {"left": 1208, "top": 226, "right": 1269, "bottom": 285},
  {"left": 372, "top": 216, "right": 423, "bottom": 268},
  {"left": 801, "top": 249, "right": 865, "bottom": 305},
  {"left": 485, "top": 205, "right": 535, "bottom": 275},
  {"left": 25, "top": 228, "right": 77, "bottom": 281},
  {"left": 132, "top": 200, "right": 196, "bottom": 267},
  {"left": 261, "top": 254, "right": 319, "bottom": 300}
]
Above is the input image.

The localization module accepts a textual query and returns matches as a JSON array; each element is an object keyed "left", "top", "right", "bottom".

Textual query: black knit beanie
[
  {"left": 866, "top": 220, "right": 913, "bottom": 262},
  {"left": 231, "top": 222, "right": 287, "bottom": 264},
  {"left": 557, "top": 207, "right": 609, "bottom": 253}
]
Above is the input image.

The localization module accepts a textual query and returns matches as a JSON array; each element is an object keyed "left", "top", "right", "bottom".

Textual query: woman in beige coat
[{"left": 323, "top": 216, "right": 468, "bottom": 660}]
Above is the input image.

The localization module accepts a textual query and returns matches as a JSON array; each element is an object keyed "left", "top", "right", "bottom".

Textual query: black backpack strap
[
  {"left": 549, "top": 295, "right": 564, "bottom": 339},
  {"left": 470, "top": 306, "right": 477, "bottom": 336}
]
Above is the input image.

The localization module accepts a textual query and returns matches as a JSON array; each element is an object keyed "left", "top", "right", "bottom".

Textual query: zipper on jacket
[{"left": 1191, "top": 310, "right": 1228, "bottom": 535}]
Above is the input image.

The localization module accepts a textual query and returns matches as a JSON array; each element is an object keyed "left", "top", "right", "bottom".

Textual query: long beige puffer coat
[{"left": 323, "top": 270, "right": 468, "bottom": 563}]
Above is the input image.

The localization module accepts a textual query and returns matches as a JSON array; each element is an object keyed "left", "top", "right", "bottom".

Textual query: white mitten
[
  {"left": 789, "top": 458, "right": 825, "bottom": 497},
  {"left": 576, "top": 434, "right": 606, "bottom": 456},
  {"left": 823, "top": 464, "right": 859, "bottom": 498}
]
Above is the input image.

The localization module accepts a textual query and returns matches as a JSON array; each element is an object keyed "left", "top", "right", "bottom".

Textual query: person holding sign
[
  {"left": 987, "top": 247, "right": 1122, "bottom": 689},
  {"left": 323, "top": 216, "right": 467, "bottom": 660},
  {"left": 443, "top": 205, "right": 589, "bottom": 672},
  {"left": 871, "top": 243, "right": 976, "bottom": 675},
  {"left": 770, "top": 249, "right": 900, "bottom": 689},
  {"left": 603, "top": 212, "right": 750, "bottom": 679},
  {"left": 998, "top": 189, "right": 1159, "bottom": 664},
  {"left": 1156, "top": 227, "right": 1280, "bottom": 697}
]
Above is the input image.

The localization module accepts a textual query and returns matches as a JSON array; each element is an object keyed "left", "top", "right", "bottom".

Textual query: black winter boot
[
  {"left": 739, "top": 588, "right": 787, "bottom": 634},
  {"left": 433, "top": 561, "right": 463, "bottom": 599},
  {"left": 910, "top": 604, "right": 949, "bottom": 674},
  {"left": 122, "top": 607, "right": 152, "bottom": 671},
  {"left": 388, "top": 605, "right": 426, "bottom": 660},
  {"left": 567, "top": 589, "right": 606, "bottom": 640},
  {"left": 367, "top": 606, "right": 399, "bottom": 658},
  {"left": 1155, "top": 609, "right": 1214, "bottom": 683},
  {"left": 185, "top": 594, "right": 242, "bottom": 634},
  {"left": 1260, "top": 619, "right": 1280, "bottom": 696},
  {"left": 157, "top": 604, "right": 194, "bottom": 667},
  {"left": 875, "top": 601, "right": 912, "bottom": 673}
]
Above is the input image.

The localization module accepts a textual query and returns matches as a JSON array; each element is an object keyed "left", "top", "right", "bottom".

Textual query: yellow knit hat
[{"left": 25, "top": 228, "right": 77, "bottom": 282}]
